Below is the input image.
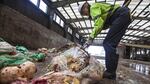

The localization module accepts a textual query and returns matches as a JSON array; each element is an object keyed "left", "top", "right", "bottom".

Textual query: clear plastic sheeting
[{"left": 49, "top": 45, "right": 91, "bottom": 72}]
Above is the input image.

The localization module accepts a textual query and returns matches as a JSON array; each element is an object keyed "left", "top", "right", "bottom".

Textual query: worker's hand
[{"left": 83, "top": 37, "right": 94, "bottom": 49}]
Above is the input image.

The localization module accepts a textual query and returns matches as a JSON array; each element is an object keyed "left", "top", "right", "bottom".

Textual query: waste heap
[
  {"left": 0, "top": 38, "right": 105, "bottom": 84},
  {"left": 32, "top": 43, "right": 105, "bottom": 84}
]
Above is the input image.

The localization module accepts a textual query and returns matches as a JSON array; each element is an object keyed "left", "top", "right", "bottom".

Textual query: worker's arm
[
  {"left": 83, "top": 16, "right": 104, "bottom": 48},
  {"left": 90, "top": 17, "right": 104, "bottom": 38}
]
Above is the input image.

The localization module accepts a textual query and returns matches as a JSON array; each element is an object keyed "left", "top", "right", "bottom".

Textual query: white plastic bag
[
  {"left": 79, "top": 57, "right": 105, "bottom": 80},
  {"left": 0, "top": 41, "right": 16, "bottom": 53}
]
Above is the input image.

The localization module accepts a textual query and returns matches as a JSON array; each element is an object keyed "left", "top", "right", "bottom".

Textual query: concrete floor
[
  {"left": 34, "top": 53, "right": 150, "bottom": 84},
  {"left": 116, "top": 59, "right": 150, "bottom": 84}
]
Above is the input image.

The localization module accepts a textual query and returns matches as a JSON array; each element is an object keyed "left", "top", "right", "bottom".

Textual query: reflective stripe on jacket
[{"left": 90, "top": 3, "right": 120, "bottom": 38}]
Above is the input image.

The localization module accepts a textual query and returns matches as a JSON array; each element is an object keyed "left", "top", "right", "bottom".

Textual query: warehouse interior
[{"left": 0, "top": 0, "right": 150, "bottom": 84}]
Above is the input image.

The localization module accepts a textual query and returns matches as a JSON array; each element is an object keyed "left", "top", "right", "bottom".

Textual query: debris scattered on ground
[
  {"left": 1, "top": 38, "right": 150, "bottom": 84},
  {"left": 0, "top": 41, "right": 105, "bottom": 83}
]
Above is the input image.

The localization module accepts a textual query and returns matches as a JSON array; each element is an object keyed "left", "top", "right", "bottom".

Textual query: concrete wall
[
  {"left": 0, "top": 5, "right": 71, "bottom": 49},
  {"left": 1, "top": 0, "right": 82, "bottom": 43}
]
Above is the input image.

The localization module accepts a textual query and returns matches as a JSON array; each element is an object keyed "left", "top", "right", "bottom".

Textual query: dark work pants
[{"left": 103, "top": 7, "right": 131, "bottom": 73}]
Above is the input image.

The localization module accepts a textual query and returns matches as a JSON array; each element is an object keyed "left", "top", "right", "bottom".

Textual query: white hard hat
[{"left": 78, "top": 3, "right": 85, "bottom": 14}]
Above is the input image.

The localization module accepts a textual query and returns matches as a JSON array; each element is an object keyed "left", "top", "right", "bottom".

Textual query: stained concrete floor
[{"left": 34, "top": 53, "right": 150, "bottom": 84}]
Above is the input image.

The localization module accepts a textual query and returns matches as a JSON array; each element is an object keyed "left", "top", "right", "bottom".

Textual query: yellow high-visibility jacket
[{"left": 90, "top": 3, "right": 120, "bottom": 38}]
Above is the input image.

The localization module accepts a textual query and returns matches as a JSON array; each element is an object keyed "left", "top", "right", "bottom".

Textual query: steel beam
[
  {"left": 81, "top": 33, "right": 107, "bottom": 35},
  {"left": 83, "top": 37, "right": 139, "bottom": 42},
  {"left": 122, "top": 43, "right": 150, "bottom": 49},
  {"left": 81, "top": 33, "right": 149, "bottom": 38},
  {"left": 133, "top": 16, "right": 150, "bottom": 21},
  {"left": 66, "top": 16, "right": 150, "bottom": 23},
  {"left": 78, "top": 27, "right": 150, "bottom": 33},
  {"left": 51, "top": 0, "right": 85, "bottom": 7}
]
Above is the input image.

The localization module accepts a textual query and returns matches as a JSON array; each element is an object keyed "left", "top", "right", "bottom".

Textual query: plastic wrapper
[{"left": 48, "top": 45, "right": 90, "bottom": 72}]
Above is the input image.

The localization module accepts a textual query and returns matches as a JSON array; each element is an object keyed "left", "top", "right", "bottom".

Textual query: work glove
[{"left": 83, "top": 37, "right": 94, "bottom": 49}]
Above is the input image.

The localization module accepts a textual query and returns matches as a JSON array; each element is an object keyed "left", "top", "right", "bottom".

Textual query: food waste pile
[{"left": 0, "top": 38, "right": 105, "bottom": 84}]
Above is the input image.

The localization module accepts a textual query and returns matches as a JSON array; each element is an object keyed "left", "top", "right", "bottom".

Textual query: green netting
[
  {"left": 0, "top": 38, "right": 46, "bottom": 69},
  {"left": 30, "top": 53, "right": 46, "bottom": 61},
  {"left": 16, "top": 46, "right": 28, "bottom": 54},
  {"left": 0, "top": 55, "right": 27, "bottom": 69},
  {"left": 0, "top": 53, "right": 45, "bottom": 69}
]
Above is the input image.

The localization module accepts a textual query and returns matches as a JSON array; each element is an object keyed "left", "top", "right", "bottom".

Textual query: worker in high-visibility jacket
[{"left": 78, "top": 1, "right": 132, "bottom": 80}]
